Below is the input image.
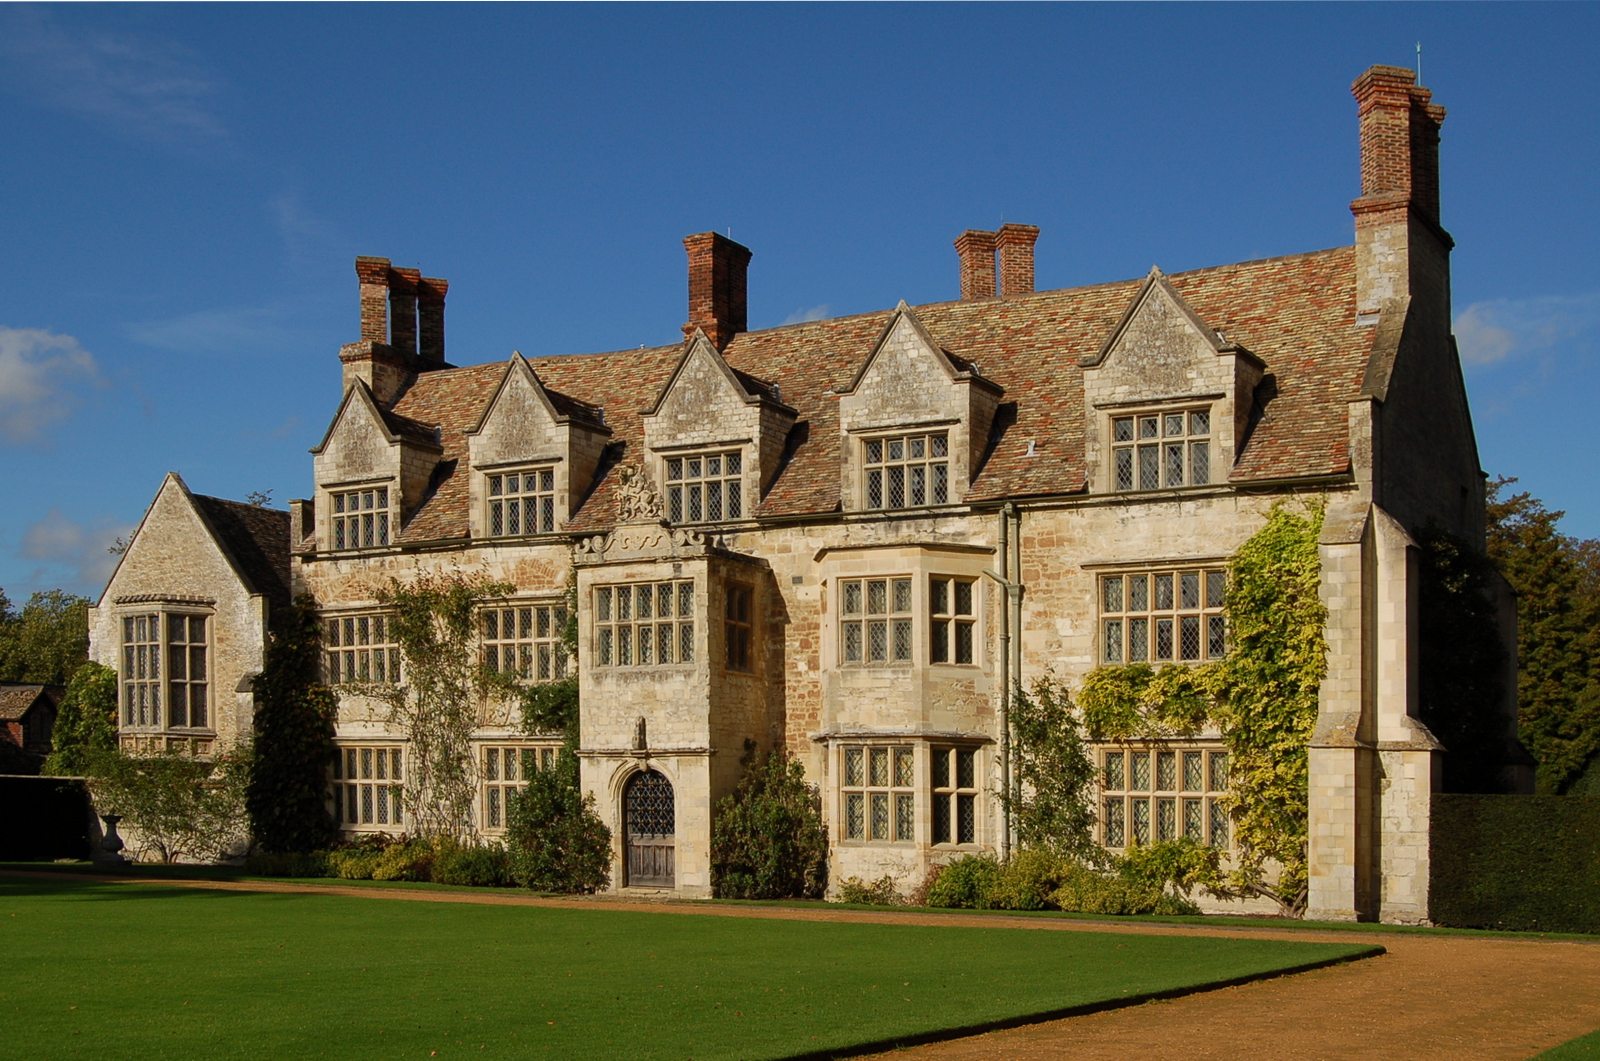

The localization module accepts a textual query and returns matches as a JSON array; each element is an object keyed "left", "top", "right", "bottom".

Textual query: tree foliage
[
  {"left": 712, "top": 745, "right": 829, "bottom": 899},
  {"left": 0, "top": 588, "right": 91, "bottom": 685},
  {"left": 247, "top": 596, "right": 339, "bottom": 853},
  {"left": 43, "top": 660, "right": 118, "bottom": 775},
  {"left": 1486, "top": 479, "right": 1600, "bottom": 793},
  {"left": 1001, "top": 677, "right": 1104, "bottom": 865},
  {"left": 1414, "top": 525, "right": 1511, "bottom": 793},
  {"left": 87, "top": 745, "right": 253, "bottom": 863},
  {"left": 503, "top": 750, "right": 611, "bottom": 893},
  {"left": 372, "top": 571, "right": 514, "bottom": 841}
]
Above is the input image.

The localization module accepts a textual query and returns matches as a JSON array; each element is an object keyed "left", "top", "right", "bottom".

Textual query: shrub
[
  {"left": 43, "top": 661, "right": 118, "bottom": 777},
  {"left": 86, "top": 744, "right": 252, "bottom": 864},
  {"left": 1051, "top": 864, "right": 1198, "bottom": 917},
  {"left": 835, "top": 875, "right": 902, "bottom": 906},
  {"left": 906, "top": 863, "right": 944, "bottom": 908},
  {"left": 327, "top": 847, "right": 382, "bottom": 880},
  {"left": 1432, "top": 793, "right": 1600, "bottom": 933},
  {"left": 712, "top": 746, "right": 828, "bottom": 900},
  {"left": 371, "top": 840, "right": 435, "bottom": 881},
  {"left": 1117, "top": 838, "right": 1222, "bottom": 899},
  {"left": 433, "top": 842, "right": 511, "bottom": 887},
  {"left": 924, "top": 855, "right": 1004, "bottom": 909},
  {"left": 504, "top": 750, "right": 611, "bottom": 893},
  {"left": 987, "top": 848, "right": 1075, "bottom": 911}
]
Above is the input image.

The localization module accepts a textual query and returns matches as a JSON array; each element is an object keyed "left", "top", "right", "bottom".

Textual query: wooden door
[{"left": 625, "top": 769, "right": 675, "bottom": 887}]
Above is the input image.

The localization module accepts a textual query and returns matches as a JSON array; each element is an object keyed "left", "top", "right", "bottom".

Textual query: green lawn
[
  {"left": 1, "top": 877, "right": 1377, "bottom": 1061},
  {"left": 1535, "top": 1029, "right": 1600, "bottom": 1059}
]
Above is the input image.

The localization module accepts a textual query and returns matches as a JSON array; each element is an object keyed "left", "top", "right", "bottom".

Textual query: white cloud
[
  {"left": 1455, "top": 291, "right": 1600, "bottom": 367},
  {"left": 781, "top": 304, "right": 831, "bottom": 326},
  {"left": 0, "top": 326, "right": 102, "bottom": 443},
  {"left": 20, "top": 508, "right": 136, "bottom": 595},
  {"left": 0, "top": 7, "right": 225, "bottom": 142}
]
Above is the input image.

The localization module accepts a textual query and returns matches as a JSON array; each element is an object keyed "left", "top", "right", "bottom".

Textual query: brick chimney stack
[
  {"left": 683, "top": 232, "right": 752, "bottom": 350},
  {"left": 356, "top": 257, "right": 391, "bottom": 342},
  {"left": 955, "top": 230, "right": 997, "bottom": 300},
  {"left": 1350, "top": 64, "right": 1451, "bottom": 325},
  {"left": 388, "top": 267, "right": 421, "bottom": 359},
  {"left": 996, "top": 223, "right": 1040, "bottom": 297},
  {"left": 418, "top": 277, "right": 448, "bottom": 365}
]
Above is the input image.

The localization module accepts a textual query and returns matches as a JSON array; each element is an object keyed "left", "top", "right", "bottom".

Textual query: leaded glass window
[
  {"left": 479, "top": 743, "right": 561, "bottom": 831},
  {"left": 929, "top": 576, "right": 977, "bottom": 665},
  {"left": 1100, "top": 745, "right": 1230, "bottom": 850},
  {"left": 331, "top": 486, "right": 390, "bottom": 550},
  {"left": 487, "top": 467, "right": 556, "bottom": 536},
  {"left": 841, "top": 745, "right": 915, "bottom": 843},
  {"left": 483, "top": 603, "right": 569, "bottom": 680},
  {"left": 932, "top": 746, "right": 980, "bottom": 845},
  {"left": 331, "top": 745, "right": 404, "bottom": 830},
  {"left": 325, "top": 614, "right": 402, "bottom": 684},
  {"left": 595, "top": 582, "right": 694, "bottom": 667},
  {"left": 120, "top": 612, "right": 161, "bottom": 729},
  {"left": 120, "top": 611, "right": 213, "bottom": 732},
  {"left": 864, "top": 432, "right": 949, "bottom": 509},
  {"left": 165, "top": 614, "right": 208, "bottom": 728},
  {"left": 1111, "top": 408, "right": 1211, "bottom": 491},
  {"left": 840, "top": 577, "right": 912, "bottom": 665},
  {"left": 1101, "top": 567, "right": 1226, "bottom": 664},
  {"left": 665, "top": 451, "right": 742, "bottom": 523}
]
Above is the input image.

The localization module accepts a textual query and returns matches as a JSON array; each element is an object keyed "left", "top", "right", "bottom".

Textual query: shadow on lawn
[{"left": 0, "top": 874, "right": 283, "bottom": 904}]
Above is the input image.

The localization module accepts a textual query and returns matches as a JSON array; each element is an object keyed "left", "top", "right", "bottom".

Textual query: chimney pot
[
  {"left": 954, "top": 230, "right": 998, "bottom": 300},
  {"left": 996, "top": 223, "right": 1040, "bottom": 297},
  {"left": 682, "top": 232, "right": 752, "bottom": 351}
]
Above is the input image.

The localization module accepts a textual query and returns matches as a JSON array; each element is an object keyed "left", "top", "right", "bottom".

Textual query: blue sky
[{"left": 3, "top": 3, "right": 1597, "bottom": 600}]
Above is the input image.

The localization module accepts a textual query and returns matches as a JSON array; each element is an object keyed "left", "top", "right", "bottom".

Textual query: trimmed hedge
[
  {"left": 1431, "top": 793, "right": 1600, "bottom": 933},
  {"left": 0, "top": 776, "right": 91, "bottom": 860}
]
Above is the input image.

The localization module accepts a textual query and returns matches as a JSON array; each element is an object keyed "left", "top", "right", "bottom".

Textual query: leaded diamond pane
[
  {"left": 1130, "top": 752, "right": 1150, "bottom": 791},
  {"left": 894, "top": 747, "right": 914, "bottom": 787},
  {"left": 870, "top": 792, "right": 889, "bottom": 840},
  {"left": 957, "top": 793, "right": 975, "bottom": 844},
  {"left": 1183, "top": 752, "right": 1203, "bottom": 792},
  {"left": 1180, "top": 615, "right": 1201, "bottom": 660},
  {"left": 1184, "top": 798, "right": 1204, "bottom": 840},
  {"left": 1132, "top": 799, "right": 1151, "bottom": 845},
  {"left": 1158, "top": 797, "right": 1176, "bottom": 840},
  {"left": 1105, "top": 799, "right": 1125, "bottom": 847},
  {"left": 1210, "top": 800, "right": 1229, "bottom": 847},
  {"left": 1128, "top": 618, "right": 1148, "bottom": 661},
  {"left": 845, "top": 748, "right": 864, "bottom": 787},
  {"left": 869, "top": 747, "right": 888, "bottom": 787},
  {"left": 1104, "top": 752, "right": 1125, "bottom": 790},
  {"left": 846, "top": 793, "right": 864, "bottom": 840},
  {"left": 895, "top": 793, "right": 915, "bottom": 841},
  {"left": 1157, "top": 752, "right": 1176, "bottom": 791}
]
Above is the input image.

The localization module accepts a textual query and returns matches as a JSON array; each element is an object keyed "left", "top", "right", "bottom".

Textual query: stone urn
[{"left": 99, "top": 813, "right": 127, "bottom": 863}]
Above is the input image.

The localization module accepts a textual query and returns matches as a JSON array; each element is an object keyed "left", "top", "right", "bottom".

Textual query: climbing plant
[
  {"left": 43, "top": 660, "right": 118, "bottom": 776},
  {"left": 372, "top": 570, "right": 514, "bottom": 842},
  {"left": 1067, "top": 500, "right": 1327, "bottom": 916},
  {"left": 1000, "top": 676, "right": 1104, "bottom": 865},
  {"left": 246, "top": 595, "right": 339, "bottom": 853}
]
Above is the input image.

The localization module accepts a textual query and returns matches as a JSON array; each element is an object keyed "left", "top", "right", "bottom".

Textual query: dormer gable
[
  {"left": 465, "top": 353, "right": 611, "bottom": 538},
  {"left": 1081, "top": 267, "right": 1265, "bottom": 494},
  {"left": 641, "top": 330, "right": 796, "bottom": 524},
  {"left": 310, "top": 380, "right": 442, "bottom": 550},
  {"left": 836, "top": 302, "right": 1003, "bottom": 512}
]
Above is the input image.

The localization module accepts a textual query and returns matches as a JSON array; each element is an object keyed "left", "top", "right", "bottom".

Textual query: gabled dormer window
[
  {"left": 1111, "top": 408, "right": 1211, "bottom": 492},
  {"left": 331, "top": 486, "right": 390, "bottom": 549},
  {"left": 488, "top": 467, "right": 556, "bottom": 536},
  {"left": 665, "top": 451, "right": 742, "bottom": 523},
  {"left": 865, "top": 432, "right": 948, "bottom": 509}
]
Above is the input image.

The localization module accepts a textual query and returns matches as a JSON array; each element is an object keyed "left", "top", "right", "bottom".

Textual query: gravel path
[{"left": 8, "top": 871, "right": 1598, "bottom": 1060}]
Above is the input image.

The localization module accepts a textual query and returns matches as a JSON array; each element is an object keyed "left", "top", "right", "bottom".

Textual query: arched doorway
[{"left": 624, "top": 769, "right": 675, "bottom": 887}]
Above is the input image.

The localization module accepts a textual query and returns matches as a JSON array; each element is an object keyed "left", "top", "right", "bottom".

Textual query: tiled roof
[
  {"left": 379, "top": 246, "right": 1370, "bottom": 541},
  {"left": 191, "top": 497, "right": 293, "bottom": 608},
  {"left": 0, "top": 684, "right": 60, "bottom": 722}
]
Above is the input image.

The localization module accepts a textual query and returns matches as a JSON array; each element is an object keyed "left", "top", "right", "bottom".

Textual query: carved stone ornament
[
  {"left": 633, "top": 716, "right": 648, "bottom": 752},
  {"left": 617, "top": 464, "right": 664, "bottom": 523}
]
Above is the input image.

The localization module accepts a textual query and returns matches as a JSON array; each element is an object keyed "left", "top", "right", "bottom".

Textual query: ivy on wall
[{"left": 1069, "top": 501, "right": 1327, "bottom": 916}]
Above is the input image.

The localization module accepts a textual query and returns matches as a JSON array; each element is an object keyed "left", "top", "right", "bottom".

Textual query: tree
[
  {"left": 1486, "top": 479, "right": 1600, "bottom": 793},
  {"left": 1414, "top": 526, "right": 1510, "bottom": 793},
  {"left": 503, "top": 749, "right": 611, "bottom": 893},
  {"left": 87, "top": 745, "right": 253, "bottom": 864},
  {"left": 372, "top": 571, "right": 514, "bottom": 841},
  {"left": 1002, "top": 677, "right": 1104, "bottom": 866},
  {"left": 711, "top": 745, "right": 828, "bottom": 899},
  {"left": 43, "top": 660, "right": 118, "bottom": 775},
  {"left": 247, "top": 596, "right": 339, "bottom": 853},
  {"left": 0, "top": 589, "right": 91, "bottom": 685}
]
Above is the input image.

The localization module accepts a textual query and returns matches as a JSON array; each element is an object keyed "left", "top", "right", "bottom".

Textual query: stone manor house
[{"left": 93, "top": 66, "right": 1514, "bottom": 922}]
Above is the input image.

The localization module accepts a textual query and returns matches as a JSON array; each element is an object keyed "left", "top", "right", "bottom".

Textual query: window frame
[
  {"left": 328, "top": 483, "right": 392, "bottom": 551},
  {"left": 931, "top": 745, "right": 982, "bottom": 846},
  {"left": 118, "top": 609, "right": 213, "bottom": 733},
  {"left": 482, "top": 601, "right": 570, "bottom": 681},
  {"left": 485, "top": 466, "right": 558, "bottom": 537},
  {"left": 479, "top": 742, "right": 563, "bottom": 832},
  {"left": 862, "top": 431, "right": 950, "bottom": 510},
  {"left": 330, "top": 744, "right": 406, "bottom": 831},
  {"left": 928, "top": 575, "right": 978, "bottom": 666},
  {"left": 838, "top": 576, "right": 914, "bottom": 666},
  {"left": 724, "top": 583, "right": 754, "bottom": 673},
  {"left": 1098, "top": 744, "right": 1231, "bottom": 850},
  {"left": 1109, "top": 406, "right": 1213, "bottom": 493},
  {"left": 324, "top": 612, "right": 403, "bottom": 685},
  {"left": 839, "top": 744, "right": 916, "bottom": 844},
  {"left": 1098, "top": 566, "right": 1227, "bottom": 665},
  {"left": 663, "top": 449, "right": 744, "bottom": 524},
  {"left": 593, "top": 581, "right": 695, "bottom": 668}
]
